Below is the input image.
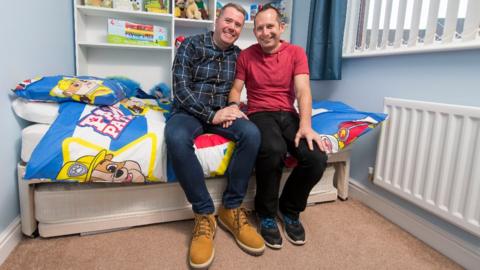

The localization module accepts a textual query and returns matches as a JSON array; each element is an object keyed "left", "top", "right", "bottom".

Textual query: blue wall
[
  {"left": 0, "top": 1, "right": 74, "bottom": 232},
  {"left": 292, "top": 0, "right": 480, "bottom": 249}
]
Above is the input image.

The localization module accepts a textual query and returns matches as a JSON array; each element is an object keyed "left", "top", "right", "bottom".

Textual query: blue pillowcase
[
  {"left": 12, "top": 75, "right": 138, "bottom": 105},
  {"left": 311, "top": 101, "right": 387, "bottom": 153}
]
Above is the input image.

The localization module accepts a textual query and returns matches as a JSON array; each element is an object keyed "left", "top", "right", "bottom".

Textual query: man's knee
[
  {"left": 259, "top": 140, "right": 287, "bottom": 161},
  {"left": 298, "top": 148, "right": 328, "bottom": 169},
  {"left": 238, "top": 120, "right": 261, "bottom": 148}
]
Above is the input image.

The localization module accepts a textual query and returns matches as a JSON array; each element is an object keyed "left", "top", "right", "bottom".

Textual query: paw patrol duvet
[{"left": 25, "top": 98, "right": 170, "bottom": 183}]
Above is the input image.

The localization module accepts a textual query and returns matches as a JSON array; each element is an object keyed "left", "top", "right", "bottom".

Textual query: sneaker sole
[
  {"left": 217, "top": 218, "right": 265, "bottom": 256},
  {"left": 278, "top": 214, "right": 306, "bottom": 246},
  {"left": 189, "top": 248, "right": 215, "bottom": 270},
  {"left": 265, "top": 240, "right": 283, "bottom": 250},
  {"left": 283, "top": 228, "right": 306, "bottom": 246}
]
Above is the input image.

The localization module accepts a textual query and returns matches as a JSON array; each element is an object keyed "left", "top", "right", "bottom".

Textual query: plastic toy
[{"left": 175, "top": 36, "right": 186, "bottom": 48}]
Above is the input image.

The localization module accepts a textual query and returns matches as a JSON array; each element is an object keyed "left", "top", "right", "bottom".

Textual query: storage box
[{"left": 107, "top": 18, "right": 168, "bottom": 47}]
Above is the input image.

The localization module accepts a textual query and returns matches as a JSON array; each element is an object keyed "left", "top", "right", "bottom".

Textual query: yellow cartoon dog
[{"left": 56, "top": 149, "right": 146, "bottom": 183}]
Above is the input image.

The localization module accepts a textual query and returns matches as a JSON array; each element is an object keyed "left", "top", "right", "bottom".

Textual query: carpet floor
[{"left": 1, "top": 199, "right": 461, "bottom": 270}]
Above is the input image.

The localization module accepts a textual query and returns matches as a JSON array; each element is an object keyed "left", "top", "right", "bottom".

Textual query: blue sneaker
[
  {"left": 259, "top": 217, "right": 283, "bottom": 249},
  {"left": 279, "top": 213, "right": 306, "bottom": 245}
]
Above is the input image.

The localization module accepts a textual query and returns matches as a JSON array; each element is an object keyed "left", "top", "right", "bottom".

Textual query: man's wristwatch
[{"left": 228, "top": 101, "right": 240, "bottom": 107}]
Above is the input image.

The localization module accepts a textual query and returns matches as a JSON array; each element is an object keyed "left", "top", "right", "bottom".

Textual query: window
[{"left": 343, "top": 0, "right": 480, "bottom": 57}]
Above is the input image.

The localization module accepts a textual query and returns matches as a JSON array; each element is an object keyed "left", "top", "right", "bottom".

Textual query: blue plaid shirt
[{"left": 172, "top": 32, "right": 241, "bottom": 123}]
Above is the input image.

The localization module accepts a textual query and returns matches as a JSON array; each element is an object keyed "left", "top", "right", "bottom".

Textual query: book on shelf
[
  {"left": 84, "top": 0, "right": 113, "bottom": 8},
  {"left": 107, "top": 18, "right": 169, "bottom": 47}
]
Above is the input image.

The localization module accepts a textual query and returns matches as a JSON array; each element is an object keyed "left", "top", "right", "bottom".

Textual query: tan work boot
[
  {"left": 217, "top": 206, "right": 265, "bottom": 255},
  {"left": 189, "top": 214, "right": 216, "bottom": 269}
]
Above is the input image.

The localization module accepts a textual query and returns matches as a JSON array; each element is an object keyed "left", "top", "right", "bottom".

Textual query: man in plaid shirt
[{"left": 165, "top": 4, "right": 265, "bottom": 269}]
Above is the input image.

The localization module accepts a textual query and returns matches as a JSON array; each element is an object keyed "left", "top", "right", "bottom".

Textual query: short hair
[
  {"left": 254, "top": 4, "right": 283, "bottom": 26},
  {"left": 218, "top": 3, "right": 247, "bottom": 19}
]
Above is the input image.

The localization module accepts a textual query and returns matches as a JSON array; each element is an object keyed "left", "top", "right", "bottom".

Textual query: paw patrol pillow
[
  {"left": 12, "top": 75, "right": 137, "bottom": 105},
  {"left": 166, "top": 134, "right": 235, "bottom": 181},
  {"left": 311, "top": 101, "right": 387, "bottom": 153}
]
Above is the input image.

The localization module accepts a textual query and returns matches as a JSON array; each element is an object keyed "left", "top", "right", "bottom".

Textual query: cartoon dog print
[{"left": 56, "top": 149, "right": 146, "bottom": 183}]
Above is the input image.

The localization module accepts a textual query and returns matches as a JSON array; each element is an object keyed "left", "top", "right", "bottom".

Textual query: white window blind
[{"left": 343, "top": 0, "right": 480, "bottom": 57}]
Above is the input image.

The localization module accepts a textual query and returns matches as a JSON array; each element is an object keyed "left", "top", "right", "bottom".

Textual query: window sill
[{"left": 343, "top": 40, "right": 480, "bottom": 58}]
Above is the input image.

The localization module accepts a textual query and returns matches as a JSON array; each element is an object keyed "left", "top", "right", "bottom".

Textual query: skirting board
[
  {"left": 0, "top": 217, "right": 22, "bottom": 266},
  {"left": 349, "top": 179, "right": 480, "bottom": 270}
]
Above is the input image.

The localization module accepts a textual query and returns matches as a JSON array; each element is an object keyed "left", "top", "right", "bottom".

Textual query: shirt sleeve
[
  {"left": 293, "top": 46, "right": 310, "bottom": 76},
  {"left": 172, "top": 38, "right": 216, "bottom": 123},
  {"left": 235, "top": 50, "right": 247, "bottom": 81}
]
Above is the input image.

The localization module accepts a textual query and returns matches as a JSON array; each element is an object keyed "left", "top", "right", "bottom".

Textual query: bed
[{"left": 13, "top": 97, "right": 356, "bottom": 238}]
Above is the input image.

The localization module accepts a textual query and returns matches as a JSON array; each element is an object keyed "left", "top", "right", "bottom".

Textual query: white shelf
[
  {"left": 77, "top": 5, "right": 172, "bottom": 22},
  {"left": 244, "top": 21, "right": 254, "bottom": 29},
  {"left": 78, "top": 42, "right": 172, "bottom": 51},
  {"left": 74, "top": 0, "right": 293, "bottom": 91},
  {"left": 174, "top": 18, "right": 213, "bottom": 28}
]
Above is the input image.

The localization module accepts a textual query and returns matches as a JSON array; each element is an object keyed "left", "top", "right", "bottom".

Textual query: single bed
[{"left": 13, "top": 97, "right": 350, "bottom": 237}]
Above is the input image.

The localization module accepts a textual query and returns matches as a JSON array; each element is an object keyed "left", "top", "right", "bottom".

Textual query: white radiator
[{"left": 374, "top": 97, "right": 480, "bottom": 237}]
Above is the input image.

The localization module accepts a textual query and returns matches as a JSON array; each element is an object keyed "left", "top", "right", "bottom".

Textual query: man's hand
[
  {"left": 294, "top": 126, "right": 332, "bottom": 153},
  {"left": 212, "top": 105, "right": 248, "bottom": 127}
]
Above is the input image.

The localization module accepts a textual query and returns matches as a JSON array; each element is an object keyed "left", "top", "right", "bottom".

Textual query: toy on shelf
[
  {"left": 186, "top": 0, "right": 202, "bottom": 19},
  {"left": 144, "top": 0, "right": 169, "bottom": 13},
  {"left": 113, "top": 0, "right": 143, "bottom": 11},
  {"left": 84, "top": 0, "right": 113, "bottom": 8},
  {"left": 266, "top": 0, "right": 288, "bottom": 23},
  {"left": 107, "top": 18, "right": 168, "bottom": 47},
  {"left": 175, "top": 36, "right": 186, "bottom": 49},
  {"left": 174, "top": 0, "right": 186, "bottom": 18},
  {"left": 250, "top": 3, "right": 261, "bottom": 21},
  {"left": 215, "top": 1, "right": 223, "bottom": 18},
  {"left": 195, "top": 0, "right": 209, "bottom": 20}
]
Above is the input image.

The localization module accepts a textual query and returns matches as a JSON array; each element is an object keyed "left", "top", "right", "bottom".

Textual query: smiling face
[
  {"left": 91, "top": 155, "right": 146, "bottom": 183},
  {"left": 213, "top": 6, "right": 245, "bottom": 50},
  {"left": 253, "top": 8, "right": 285, "bottom": 54}
]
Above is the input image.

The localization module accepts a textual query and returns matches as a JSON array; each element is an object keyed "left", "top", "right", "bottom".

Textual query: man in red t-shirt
[{"left": 226, "top": 5, "right": 332, "bottom": 249}]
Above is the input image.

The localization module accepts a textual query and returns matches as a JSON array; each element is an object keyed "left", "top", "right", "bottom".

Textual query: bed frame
[{"left": 18, "top": 151, "right": 350, "bottom": 238}]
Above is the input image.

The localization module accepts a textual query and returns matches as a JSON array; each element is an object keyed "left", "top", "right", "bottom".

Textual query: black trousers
[{"left": 250, "top": 111, "right": 328, "bottom": 219}]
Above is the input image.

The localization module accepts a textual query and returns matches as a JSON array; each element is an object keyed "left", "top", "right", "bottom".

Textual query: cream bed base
[{"left": 18, "top": 151, "right": 350, "bottom": 238}]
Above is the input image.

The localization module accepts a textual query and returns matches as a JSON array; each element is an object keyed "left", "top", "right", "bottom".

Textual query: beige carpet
[{"left": 1, "top": 199, "right": 461, "bottom": 270}]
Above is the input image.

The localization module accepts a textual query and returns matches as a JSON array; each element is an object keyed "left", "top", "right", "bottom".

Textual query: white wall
[{"left": 0, "top": 1, "right": 74, "bottom": 232}]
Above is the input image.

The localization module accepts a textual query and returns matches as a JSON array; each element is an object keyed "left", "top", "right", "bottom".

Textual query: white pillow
[
  {"left": 12, "top": 98, "right": 59, "bottom": 124},
  {"left": 21, "top": 124, "right": 50, "bottom": 162}
]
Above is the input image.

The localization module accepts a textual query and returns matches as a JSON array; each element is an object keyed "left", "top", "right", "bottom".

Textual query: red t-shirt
[{"left": 235, "top": 41, "right": 309, "bottom": 115}]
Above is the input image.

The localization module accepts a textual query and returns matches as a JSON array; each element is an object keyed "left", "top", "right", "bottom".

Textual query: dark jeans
[
  {"left": 165, "top": 112, "right": 261, "bottom": 214},
  {"left": 250, "top": 111, "right": 328, "bottom": 219}
]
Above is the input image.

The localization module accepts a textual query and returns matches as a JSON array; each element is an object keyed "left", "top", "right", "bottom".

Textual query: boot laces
[
  {"left": 193, "top": 215, "right": 214, "bottom": 239},
  {"left": 233, "top": 208, "right": 250, "bottom": 231}
]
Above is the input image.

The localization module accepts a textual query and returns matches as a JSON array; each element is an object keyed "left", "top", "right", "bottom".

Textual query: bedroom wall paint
[
  {"left": 0, "top": 1, "right": 74, "bottom": 232},
  {"left": 292, "top": 0, "right": 480, "bottom": 250}
]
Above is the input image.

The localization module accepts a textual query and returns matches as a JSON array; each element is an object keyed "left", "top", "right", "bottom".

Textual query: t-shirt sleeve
[
  {"left": 293, "top": 47, "right": 310, "bottom": 76},
  {"left": 235, "top": 51, "right": 247, "bottom": 81}
]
